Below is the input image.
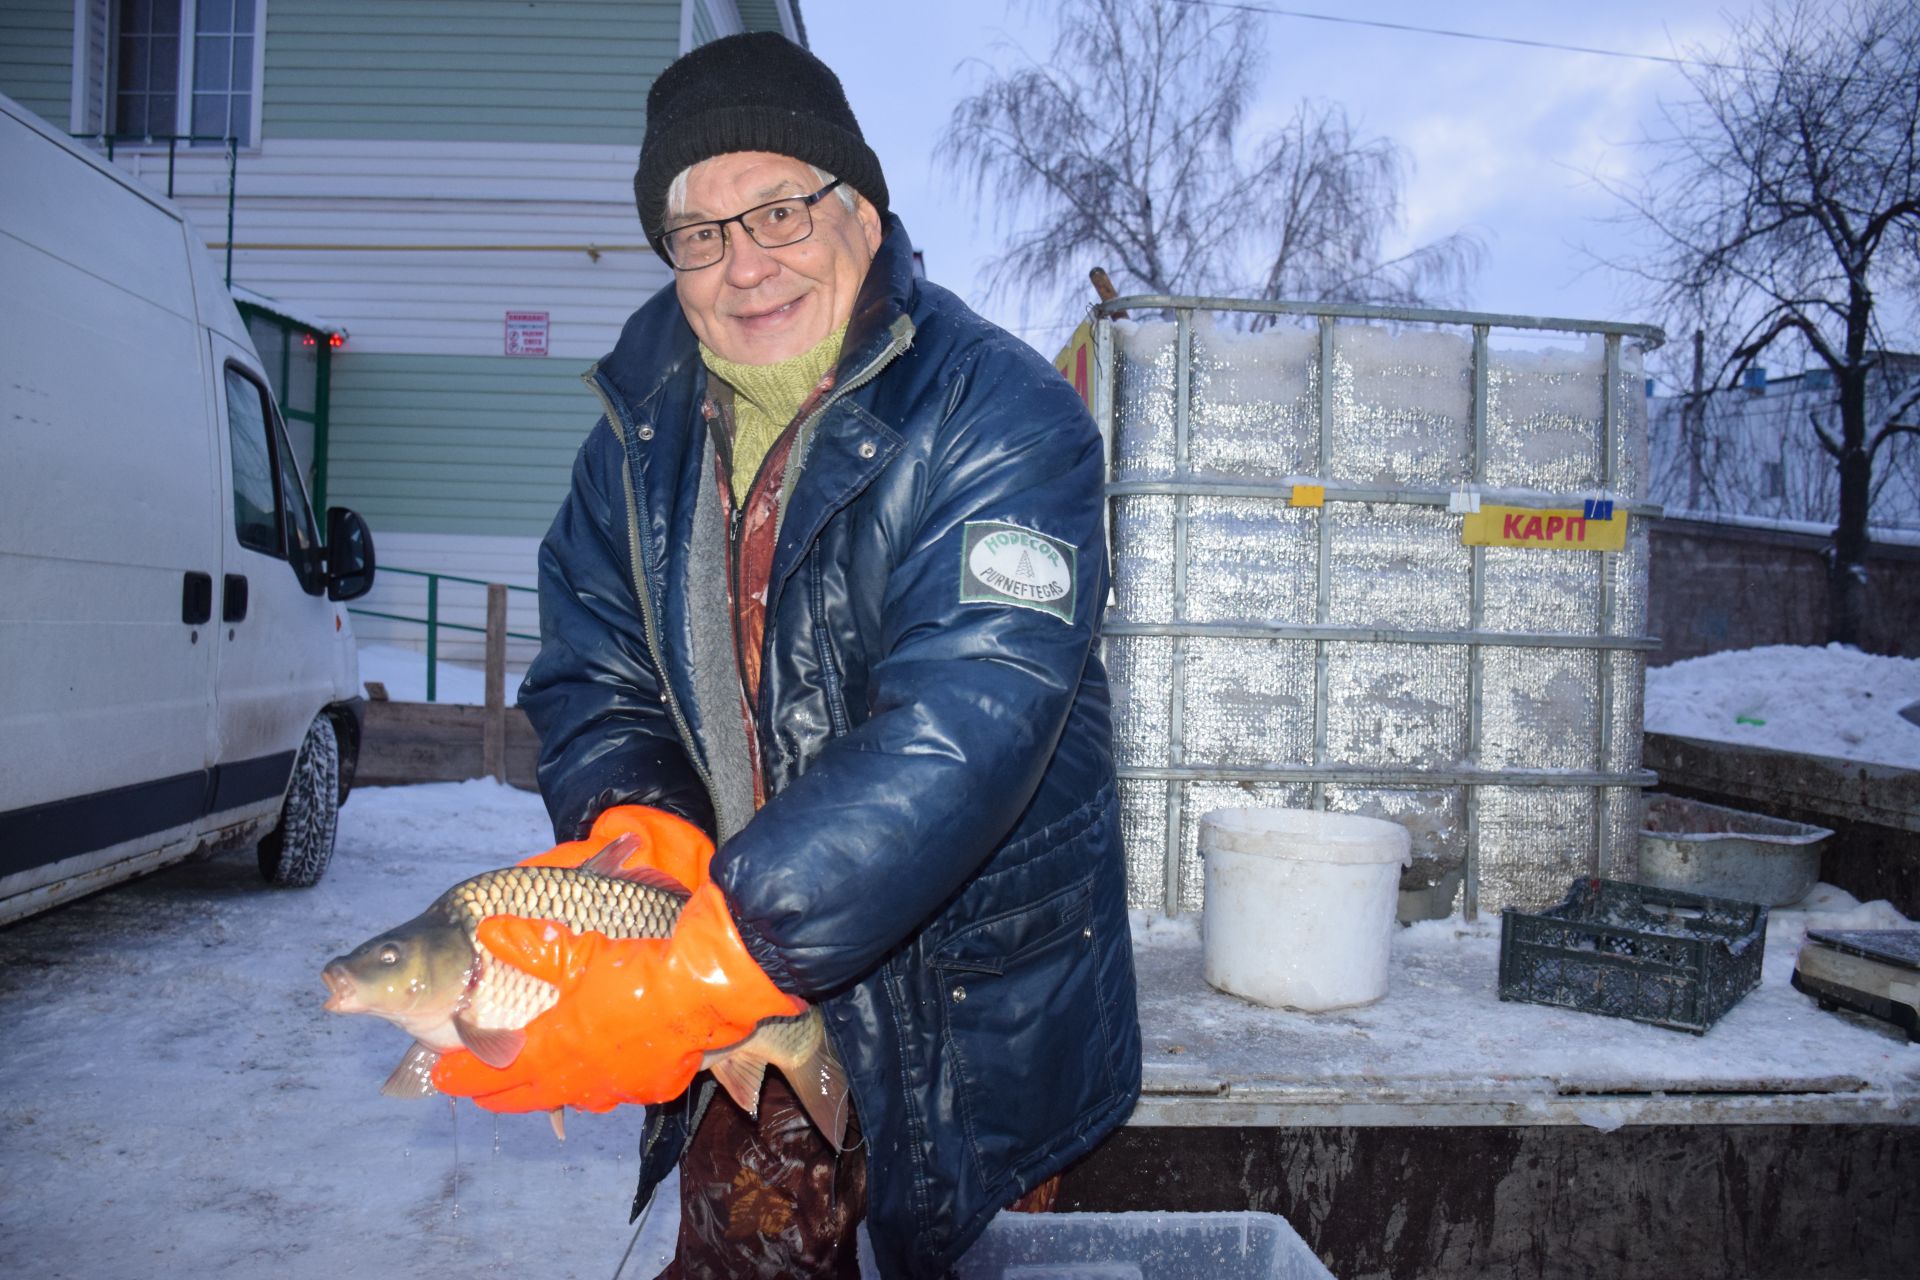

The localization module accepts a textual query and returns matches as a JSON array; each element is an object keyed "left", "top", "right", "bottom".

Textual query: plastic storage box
[
  {"left": 860, "top": 1210, "right": 1335, "bottom": 1280},
  {"left": 1498, "top": 877, "right": 1768, "bottom": 1033}
]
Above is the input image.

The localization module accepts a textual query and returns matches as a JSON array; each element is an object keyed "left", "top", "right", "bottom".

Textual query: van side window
[{"left": 226, "top": 367, "right": 281, "bottom": 556}]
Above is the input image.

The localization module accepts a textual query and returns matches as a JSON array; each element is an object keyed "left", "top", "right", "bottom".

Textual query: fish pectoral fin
[
  {"left": 452, "top": 1015, "right": 526, "bottom": 1069},
  {"left": 381, "top": 1042, "right": 442, "bottom": 1100},
  {"left": 581, "top": 835, "right": 691, "bottom": 900},
  {"left": 704, "top": 1047, "right": 769, "bottom": 1121},
  {"left": 548, "top": 1108, "right": 566, "bottom": 1142}
]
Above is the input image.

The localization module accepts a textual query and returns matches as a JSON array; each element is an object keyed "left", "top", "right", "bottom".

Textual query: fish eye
[{"left": 378, "top": 944, "right": 401, "bottom": 965}]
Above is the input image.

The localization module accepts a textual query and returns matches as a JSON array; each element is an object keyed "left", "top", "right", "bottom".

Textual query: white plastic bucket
[{"left": 1201, "top": 807, "right": 1412, "bottom": 1011}]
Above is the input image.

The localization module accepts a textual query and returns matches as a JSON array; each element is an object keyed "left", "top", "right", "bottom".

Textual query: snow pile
[
  {"left": 1128, "top": 908, "right": 1203, "bottom": 949},
  {"left": 358, "top": 643, "right": 528, "bottom": 707},
  {"left": 1646, "top": 644, "right": 1920, "bottom": 768}
]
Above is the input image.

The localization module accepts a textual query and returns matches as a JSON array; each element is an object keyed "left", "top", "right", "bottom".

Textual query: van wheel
[{"left": 258, "top": 715, "right": 340, "bottom": 887}]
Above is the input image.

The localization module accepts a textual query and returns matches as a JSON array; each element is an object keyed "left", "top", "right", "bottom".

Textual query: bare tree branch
[
  {"left": 1602, "top": 0, "right": 1920, "bottom": 644},
  {"left": 936, "top": 0, "right": 1483, "bottom": 325},
  {"left": 1868, "top": 381, "right": 1920, "bottom": 456},
  {"left": 1813, "top": 410, "right": 1843, "bottom": 459}
]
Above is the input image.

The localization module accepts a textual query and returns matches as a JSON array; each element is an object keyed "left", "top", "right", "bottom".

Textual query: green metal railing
[
  {"left": 348, "top": 567, "right": 539, "bottom": 703},
  {"left": 85, "top": 132, "right": 240, "bottom": 286}
]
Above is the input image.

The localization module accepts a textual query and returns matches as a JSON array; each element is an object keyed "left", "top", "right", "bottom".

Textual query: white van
[{"left": 0, "top": 94, "right": 376, "bottom": 926}]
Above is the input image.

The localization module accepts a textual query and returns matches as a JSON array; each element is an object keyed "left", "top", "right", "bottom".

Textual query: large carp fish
[{"left": 321, "top": 835, "right": 848, "bottom": 1146}]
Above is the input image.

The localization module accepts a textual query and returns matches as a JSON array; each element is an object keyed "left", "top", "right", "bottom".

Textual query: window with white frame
[{"left": 82, "top": 0, "right": 260, "bottom": 146}]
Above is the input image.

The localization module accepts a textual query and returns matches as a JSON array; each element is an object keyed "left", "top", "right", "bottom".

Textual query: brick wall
[{"left": 1648, "top": 516, "right": 1920, "bottom": 664}]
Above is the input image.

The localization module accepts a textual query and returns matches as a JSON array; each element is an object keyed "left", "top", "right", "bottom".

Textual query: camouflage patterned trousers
[
  {"left": 652, "top": 1075, "right": 1062, "bottom": 1278},
  {"left": 652, "top": 1072, "right": 867, "bottom": 1279}
]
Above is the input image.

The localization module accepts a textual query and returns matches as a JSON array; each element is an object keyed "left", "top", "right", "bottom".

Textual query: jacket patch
[{"left": 960, "top": 521, "right": 1077, "bottom": 622}]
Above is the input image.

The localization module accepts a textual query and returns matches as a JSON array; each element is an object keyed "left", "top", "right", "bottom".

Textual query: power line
[
  {"left": 1189, "top": 1, "right": 1719, "bottom": 71},
  {"left": 1191, "top": 0, "right": 1918, "bottom": 91}
]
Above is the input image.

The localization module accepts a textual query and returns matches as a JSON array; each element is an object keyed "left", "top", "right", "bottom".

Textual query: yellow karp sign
[
  {"left": 1462, "top": 502, "right": 1628, "bottom": 552},
  {"left": 1054, "top": 321, "right": 1096, "bottom": 409}
]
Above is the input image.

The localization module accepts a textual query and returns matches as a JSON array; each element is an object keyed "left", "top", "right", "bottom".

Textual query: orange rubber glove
[
  {"left": 517, "top": 803, "right": 717, "bottom": 892},
  {"left": 430, "top": 880, "right": 805, "bottom": 1114}
]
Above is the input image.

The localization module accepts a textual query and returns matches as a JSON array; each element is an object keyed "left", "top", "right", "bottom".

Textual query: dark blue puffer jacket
[{"left": 518, "top": 216, "right": 1140, "bottom": 1277}]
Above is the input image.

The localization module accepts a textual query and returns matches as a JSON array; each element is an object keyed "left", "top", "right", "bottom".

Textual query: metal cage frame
[{"left": 1091, "top": 295, "right": 1667, "bottom": 919}]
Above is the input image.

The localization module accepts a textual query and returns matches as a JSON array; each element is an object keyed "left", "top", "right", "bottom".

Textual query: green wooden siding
[
  {"left": 263, "top": 0, "right": 679, "bottom": 143},
  {"left": 0, "top": 0, "right": 75, "bottom": 126},
  {"left": 325, "top": 353, "right": 602, "bottom": 536}
]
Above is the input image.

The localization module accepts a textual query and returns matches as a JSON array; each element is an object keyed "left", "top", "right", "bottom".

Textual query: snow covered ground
[
  {"left": 1646, "top": 643, "right": 1920, "bottom": 769},
  {"left": 1133, "top": 890, "right": 1917, "bottom": 1127},
  {"left": 2, "top": 780, "right": 1913, "bottom": 1278},
  {"left": 0, "top": 781, "right": 684, "bottom": 1280}
]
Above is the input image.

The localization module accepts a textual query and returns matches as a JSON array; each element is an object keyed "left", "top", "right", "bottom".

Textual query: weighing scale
[{"left": 1791, "top": 929, "right": 1920, "bottom": 1042}]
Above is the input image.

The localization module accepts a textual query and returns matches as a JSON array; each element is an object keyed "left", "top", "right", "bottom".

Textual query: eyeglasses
[{"left": 655, "top": 179, "right": 845, "bottom": 272}]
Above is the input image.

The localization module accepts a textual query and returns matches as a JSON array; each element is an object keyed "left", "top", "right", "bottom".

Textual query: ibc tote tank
[{"left": 1085, "top": 297, "right": 1666, "bottom": 918}]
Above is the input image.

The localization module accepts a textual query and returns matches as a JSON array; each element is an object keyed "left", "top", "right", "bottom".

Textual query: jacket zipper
[
  {"left": 586, "top": 371, "right": 728, "bottom": 841},
  {"left": 810, "top": 553, "right": 851, "bottom": 739},
  {"left": 727, "top": 497, "right": 754, "bottom": 713}
]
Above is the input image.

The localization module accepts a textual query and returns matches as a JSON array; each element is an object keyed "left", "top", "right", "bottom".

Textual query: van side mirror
[{"left": 325, "top": 507, "right": 376, "bottom": 602}]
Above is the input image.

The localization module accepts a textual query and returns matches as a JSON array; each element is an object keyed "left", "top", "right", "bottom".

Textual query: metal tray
[{"left": 1638, "top": 794, "right": 1830, "bottom": 906}]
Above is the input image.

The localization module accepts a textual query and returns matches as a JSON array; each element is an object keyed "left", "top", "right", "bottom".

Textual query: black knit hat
[{"left": 634, "top": 32, "right": 889, "bottom": 249}]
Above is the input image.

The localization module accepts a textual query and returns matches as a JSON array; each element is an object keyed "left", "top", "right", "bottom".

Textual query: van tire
[{"left": 258, "top": 715, "right": 340, "bottom": 887}]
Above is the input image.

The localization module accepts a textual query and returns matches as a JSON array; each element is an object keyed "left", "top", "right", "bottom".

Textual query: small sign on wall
[{"left": 505, "top": 311, "right": 549, "bottom": 357}]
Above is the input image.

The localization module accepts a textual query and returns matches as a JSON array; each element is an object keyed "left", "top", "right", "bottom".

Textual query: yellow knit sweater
[{"left": 700, "top": 324, "right": 847, "bottom": 504}]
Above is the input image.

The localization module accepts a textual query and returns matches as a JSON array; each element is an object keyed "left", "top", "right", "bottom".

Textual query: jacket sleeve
[
  {"left": 518, "top": 417, "right": 714, "bottom": 842},
  {"left": 713, "top": 338, "right": 1108, "bottom": 995}
]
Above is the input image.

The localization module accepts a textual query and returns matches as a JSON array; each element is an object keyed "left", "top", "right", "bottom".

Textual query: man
[{"left": 432, "top": 32, "right": 1141, "bottom": 1279}]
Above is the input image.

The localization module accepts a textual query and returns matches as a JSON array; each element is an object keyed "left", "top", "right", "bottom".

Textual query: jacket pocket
[{"left": 930, "top": 864, "right": 1123, "bottom": 1188}]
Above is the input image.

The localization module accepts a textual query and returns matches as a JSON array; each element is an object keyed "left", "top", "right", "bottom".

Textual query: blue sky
[{"left": 805, "top": 0, "right": 1747, "bottom": 361}]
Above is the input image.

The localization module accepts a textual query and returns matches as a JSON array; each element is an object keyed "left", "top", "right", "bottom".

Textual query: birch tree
[{"left": 937, "top": 0, "right": 1482, "bottom": 321}]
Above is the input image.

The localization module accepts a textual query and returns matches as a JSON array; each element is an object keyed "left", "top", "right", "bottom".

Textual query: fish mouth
[{"left": 321, "top": 962, "right": 359, "bottom": 1014}]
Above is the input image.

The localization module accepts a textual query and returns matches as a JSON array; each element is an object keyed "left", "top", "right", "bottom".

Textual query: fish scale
[{"left": 444, "top": 867, "right": 688, "bottom": 1033}]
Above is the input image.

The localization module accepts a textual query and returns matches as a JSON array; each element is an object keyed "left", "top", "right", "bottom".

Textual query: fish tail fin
[
  {"left": 781, "top": 1027, "right": 852, "bottom": 1153},
  {"left": 380, "top": 1042, "right": 441, "bottom": 1099},
  {"left": 707, "top": 1012, "right": 852, "bottom": 1152}
]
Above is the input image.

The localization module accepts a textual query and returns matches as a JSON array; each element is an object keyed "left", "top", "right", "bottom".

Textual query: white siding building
[{"left": 1648, "top": 355, "right": 1920, "bottom": 537}]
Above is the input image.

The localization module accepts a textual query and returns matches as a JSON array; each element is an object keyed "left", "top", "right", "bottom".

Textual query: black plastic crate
[{"left": 1498, "top": 878, "right": 1768, "bottom": 1034}]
